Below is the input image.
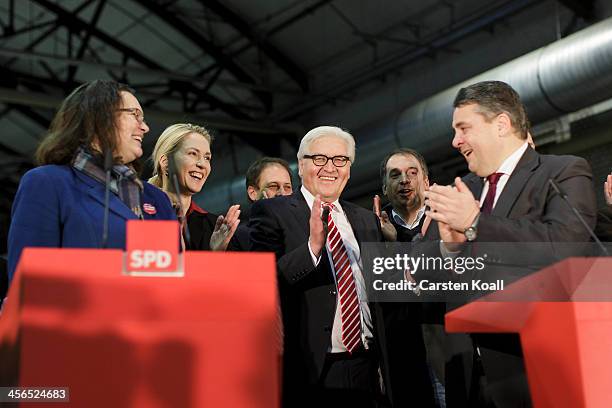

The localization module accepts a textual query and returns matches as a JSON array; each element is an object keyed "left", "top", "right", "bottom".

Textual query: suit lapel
[
  {"left": 74, "top": 168, "right": 137, "bottom": 220},
  {"left": 289, "top": 190, "right": 312, "bottom": 234},
  {"left": 493, "top": 148, "right": 540, "bottom": 218}
]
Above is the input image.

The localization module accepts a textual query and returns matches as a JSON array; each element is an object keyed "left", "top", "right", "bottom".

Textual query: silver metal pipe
[{"left": 201, "top": 17, "right": 612, "bottom": 212}]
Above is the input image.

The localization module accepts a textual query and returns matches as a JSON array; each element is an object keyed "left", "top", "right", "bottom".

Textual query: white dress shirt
[
  {"left": 392, "top": 205, "right": 426, "bottom": 230},
  {"left": 301, "top": 186, "right": 374, "bottom": 352},
  {"left": 479, "top": 142, "right": 529, "bottom": 209}
]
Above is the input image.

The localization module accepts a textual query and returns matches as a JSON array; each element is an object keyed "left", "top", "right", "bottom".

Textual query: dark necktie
[
  {"left": 323, "top": 203, "right": 362, "bottom": 353},
  {"left": 481, "top": 172, "right": 504, "bottom": 214}
]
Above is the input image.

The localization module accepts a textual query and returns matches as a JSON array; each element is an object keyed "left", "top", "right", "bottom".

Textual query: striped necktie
[{"left": 323, "top": 203, "right": 362, "bottom": 353}]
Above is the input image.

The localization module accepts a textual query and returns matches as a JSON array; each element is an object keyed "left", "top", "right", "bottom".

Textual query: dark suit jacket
[
  {"left": 227, "top": 206, "right": 251, "bottom": 251},
  {"left": 383, "top": 204, "right": 425, "bottom": 242},
  {"left": 422, "top": 147, "right": 597, "bottom": 407},
  {"left": 595, "top": 206, "right": 612, "bottom": 242},
  {"left": 8, "top": 165, "right": 176, "bottom": 280},
  {"left": 380, "top": 204, "right": 436, "bottom": 406},
  {"left": 185, "top": 210, "right": 219, "bottom": 250},
  {"left": 250, "top": 191, "right": 433, "bottom": 407}
]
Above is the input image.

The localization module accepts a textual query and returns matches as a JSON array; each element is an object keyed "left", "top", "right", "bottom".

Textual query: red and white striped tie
[{"left": 324, "top": 203, "right": 362, "bottom": 353}]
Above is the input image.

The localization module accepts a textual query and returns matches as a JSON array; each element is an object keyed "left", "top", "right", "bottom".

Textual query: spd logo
[
  {"left": 129, "top": 250, "right": 172, "bottom": 268},
  {"left": 125, "top": 220, "right": 182, "bottom": 275}
]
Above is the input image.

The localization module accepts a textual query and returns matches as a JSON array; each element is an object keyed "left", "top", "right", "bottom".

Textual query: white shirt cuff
[{"left": 308, "top": 240, "right": 322, "bottom": 266}]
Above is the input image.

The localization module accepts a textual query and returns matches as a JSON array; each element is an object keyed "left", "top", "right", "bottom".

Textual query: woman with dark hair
[
  {"left": 149, "top": 123, "right": 240, "bottom": 250},
  {"left": 7, "top": 80, "right": 175, "bottom": 281}
]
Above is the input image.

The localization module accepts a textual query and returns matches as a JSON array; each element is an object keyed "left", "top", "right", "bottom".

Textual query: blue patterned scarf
[{"left": 72, "top": 146, "right": 144, "bottom": 219}]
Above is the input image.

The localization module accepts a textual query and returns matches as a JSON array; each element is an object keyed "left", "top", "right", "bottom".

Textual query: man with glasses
[
  {"left": 246, "top": 157, "right": 293, "bottom": 202},
  {"left": 228, "top": 157, "right": 293, "bottom": 251},
  {"left": 250, "top": 126, "right": 395, "bottom": 407}
]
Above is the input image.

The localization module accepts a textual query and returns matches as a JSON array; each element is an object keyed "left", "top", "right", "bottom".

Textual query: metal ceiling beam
[
  {"left": 200, "top": 0, "right": 309, "bottom": 92},
  {"left": 0, "top": 87, "right": 298, "bottom": 134},
  {"left": 266, "top": 0, "right": 332, "bottom": 38},
  {"left": 31, "top": 0, "right": 168, "bottom": 72},
  {"left": 132, "top": 0, "right": 255, "bottom": 85},
  {"left": 132, "top": 0, "right": 271, "bottom": 110},
  {"left": 11, "top": 104, "right": 50, "bottom": 129},
  {"left": 274, "top": 0, "right": 543, "bottom": 121},
  {"left": 0, "top": 19, "right": 56, "bottom": 40},
  {"left": 4, "top": 0, "right": 15, "bottom": 33},
  {"left": 67, "top": 0, "right": 107, "bottom": 83},
  {"left": 0, "top": 47, "right": 299, "bottom": 94},
  {"left": 226, "top": 0, "right": 332, "bottom": 62},
  {"left": 0, "top": 119, "right": 24, "bottom": 158},
  {"left": 30, "top": 0, "right": 252, "bottom": 119}
]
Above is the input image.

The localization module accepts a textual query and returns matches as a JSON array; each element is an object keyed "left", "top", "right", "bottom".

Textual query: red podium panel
[
  {"left": 0, "top": 248, "right": 280, "bottom": 408},
  {"left": 446, "top": 257, "right": 612, "bottom": 408}
]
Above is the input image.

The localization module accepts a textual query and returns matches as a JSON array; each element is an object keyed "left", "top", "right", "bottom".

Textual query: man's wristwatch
[{"left": 464, "top": 213, "right": 480, "bottom": 242}]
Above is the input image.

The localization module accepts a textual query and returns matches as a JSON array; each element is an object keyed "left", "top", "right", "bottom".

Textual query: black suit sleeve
[
  {"left": 595, "top": 206, "right": 612, "bottom": 242},
  {"left": 249, "top": 200, "right": 322, "bottom": 285}
]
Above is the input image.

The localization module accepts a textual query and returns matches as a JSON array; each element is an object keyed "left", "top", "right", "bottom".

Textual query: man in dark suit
[
  {"left": 373, "top": 148, "right": 443, "bottom": 406},
  {"left": 229, "top": 157, "right": 293, "bottom": 251},
  {"left": 250, "top": 126, "right": 429, "bottom": 407},
  {"left": 423, "top": 81, "right": 597, "bottom": 407}
]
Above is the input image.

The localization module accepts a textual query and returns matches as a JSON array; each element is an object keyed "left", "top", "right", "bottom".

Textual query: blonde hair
[{"left": 149, "top": 123, "right": 213, "bottom": 189}]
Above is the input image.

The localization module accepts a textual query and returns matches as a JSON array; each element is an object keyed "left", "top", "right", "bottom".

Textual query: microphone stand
[
  {"left": 101, "top": 149, "right": 113, "bottom": 249},
  {"left": 549, "top": 179, "right": 609, "bottom": 256},
  {"left": 168, "top": 155, "right": 192, "bottom": 248}
]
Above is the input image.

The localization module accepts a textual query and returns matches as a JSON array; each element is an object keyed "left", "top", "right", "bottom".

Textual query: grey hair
[{"left": 296, "top": 126, "right": 356, "bottom": 163}]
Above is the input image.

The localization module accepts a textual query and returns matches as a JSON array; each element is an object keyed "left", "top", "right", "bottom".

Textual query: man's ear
[
  {"left": 298, "top": 159, "right": 304, "bottom": 178},
  {"left": 247, "top": 185, "right": 259, "bottom": 201},
  {"left": 424, "top": 177, "right": 430, "bottom": 189},
  {"left": 496, "top": 113, "right": 512, "bottom": 137},
  {"left": 381, "top": 182, "right": 387, "bottom": 196}
]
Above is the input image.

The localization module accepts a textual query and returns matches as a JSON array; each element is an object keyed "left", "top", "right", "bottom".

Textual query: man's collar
[
  {"left": 300, "top": 185, "right": 341, "bottom": 212},
  {"left": 496, "top": 142, "right": 528, "bottom": 176},
  {"left": 391, "top": 205, "right": 426, "bottom": 229}
]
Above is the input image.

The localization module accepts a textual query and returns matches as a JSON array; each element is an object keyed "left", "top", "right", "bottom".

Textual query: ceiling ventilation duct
[{"left": 202, "top": 16, "right": 612, "bottom": 212}]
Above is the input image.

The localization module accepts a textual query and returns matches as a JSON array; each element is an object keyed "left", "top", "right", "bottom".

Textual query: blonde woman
[{"left": 149, "top": 123, "right": 240, "bottom": 250}]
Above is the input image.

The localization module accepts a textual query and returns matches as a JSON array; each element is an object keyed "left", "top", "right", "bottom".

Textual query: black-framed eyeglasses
[
  {"left": 303, "top": 154, "right": 350, "bottom": 167},
  {"left": 117, "top": 108, "right": 145, "bottom": 124}
]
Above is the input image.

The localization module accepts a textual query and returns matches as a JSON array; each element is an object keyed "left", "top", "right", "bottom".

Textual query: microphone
[
  {"left": 168, "top": 155, "right": 192, "bottom": 248},
  {"left": 101, "top": 148, "right": 113, "bottom": 248},
  {"left": 548, "top": 179, "right": 609, "bottom": 256}
]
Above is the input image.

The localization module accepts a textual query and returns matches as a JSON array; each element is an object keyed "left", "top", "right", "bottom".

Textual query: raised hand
[
  {"left": 605, "top": 174, "right": 612, "bottom": 207},
  {"left": 210, "top": 204, "right": 241, "bottom": 251},
  {"left": 373, "top": 194, "right": 397, "bottom": 241},
  {"left": 425, "top": 178, "right": 479, "bottom": 232},
  {"left": 309, "top": 195, "right": 326, "bottom": 257}
]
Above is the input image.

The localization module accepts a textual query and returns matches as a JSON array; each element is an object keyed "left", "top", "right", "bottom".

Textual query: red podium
[
  {"left": 446, "top": 257, "right": 612, "bottom": 408},
  {"left": 0, "top": 247, "right": 280, "bottom": 407}
]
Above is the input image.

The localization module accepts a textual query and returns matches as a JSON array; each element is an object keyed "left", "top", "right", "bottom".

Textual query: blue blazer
[{"left": 7, "top": 165, "right": 176, "bottom": 280}]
